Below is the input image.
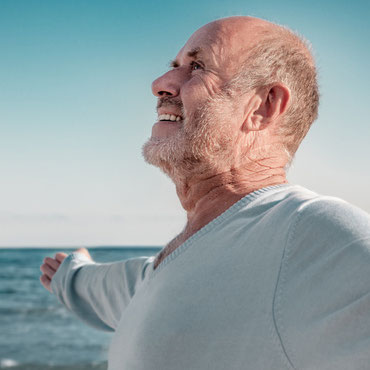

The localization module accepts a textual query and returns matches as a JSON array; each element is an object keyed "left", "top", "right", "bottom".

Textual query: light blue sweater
[{"left": 51, "top": 184, "right": 370, "bottom": 369}]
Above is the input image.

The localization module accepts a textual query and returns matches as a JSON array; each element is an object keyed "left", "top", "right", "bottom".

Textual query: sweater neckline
[{"left": 148, "top": 182, "right": 293, "bottom": 279}]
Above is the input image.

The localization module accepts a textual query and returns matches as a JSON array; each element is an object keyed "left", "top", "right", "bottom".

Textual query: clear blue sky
[{"left": 1, "top": 0, "right": 369, "bottom": 247}]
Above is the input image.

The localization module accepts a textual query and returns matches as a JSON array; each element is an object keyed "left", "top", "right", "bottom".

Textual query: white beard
[{"left": 142, "top": 93, "right": 239, "bottom": 180}]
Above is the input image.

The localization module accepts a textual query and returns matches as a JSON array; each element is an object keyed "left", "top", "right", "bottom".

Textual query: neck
[{"left": 174, "top": 158, "right": 288, "bottom": 236}]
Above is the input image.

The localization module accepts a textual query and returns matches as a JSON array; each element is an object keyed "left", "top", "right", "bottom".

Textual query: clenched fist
[{"left": 40, "top": 248, "right": 92, "bottom": 293}]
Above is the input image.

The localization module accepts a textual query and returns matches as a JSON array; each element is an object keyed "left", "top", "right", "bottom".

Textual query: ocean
[{"left": 0, "top": 247, "right": 161, "bottom": 370}]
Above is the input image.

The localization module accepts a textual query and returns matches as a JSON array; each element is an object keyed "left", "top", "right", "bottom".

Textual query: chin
[
  {"left": 142, "top": 135, "right": 184, "bottom": 175},
  {"left": 142, "top": 135, "right": 229, "bottom": 181}
]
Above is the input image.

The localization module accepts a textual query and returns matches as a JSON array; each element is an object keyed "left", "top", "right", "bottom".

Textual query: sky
[{"left": 1, "top": 0, "right": 369, "bottom": 247}]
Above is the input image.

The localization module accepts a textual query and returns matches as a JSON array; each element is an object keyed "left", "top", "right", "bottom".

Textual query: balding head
[{"left": 209, "top": 16, "right": 319, "bottom": 157}]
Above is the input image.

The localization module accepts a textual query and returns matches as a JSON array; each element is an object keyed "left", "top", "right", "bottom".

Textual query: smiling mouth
[{"left": 158, "top": 114, "right": 183, "bottom": 122}]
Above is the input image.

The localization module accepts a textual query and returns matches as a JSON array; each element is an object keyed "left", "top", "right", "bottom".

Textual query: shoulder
[
  {"left": 274, "top": 188, "right": 370, "bottom": 369},
  {"left": 254, "top": 184, "right": 370, "bottom": 235},
  {"left": 287, "top": 191, "right": 370, "bottom": 257}
]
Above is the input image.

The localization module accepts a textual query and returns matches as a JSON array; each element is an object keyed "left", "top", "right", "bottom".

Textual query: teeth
[{"left": 158, "top": 114, "right": 183, "bottom": 122}]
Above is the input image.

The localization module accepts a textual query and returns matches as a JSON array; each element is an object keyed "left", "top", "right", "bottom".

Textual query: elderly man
[{"left": 40, "top": 16, "right": 370, "bottom": 370}]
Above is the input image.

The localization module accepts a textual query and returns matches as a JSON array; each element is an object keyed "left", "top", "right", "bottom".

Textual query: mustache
[{"left": 156, "top": 97, "right": 183, "bottom": 110}]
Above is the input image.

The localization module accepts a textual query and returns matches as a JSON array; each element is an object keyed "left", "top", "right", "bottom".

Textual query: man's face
[{"left": 142, "top": 20, "right": 251, "bottom": 177}]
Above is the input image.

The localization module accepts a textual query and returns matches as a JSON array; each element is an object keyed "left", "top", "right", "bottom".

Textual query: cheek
[
  {"left": 182, "top": 78, "right": 205, "bottom": 101},
  {"left": 181, "top": 77, "right": 221, "bottom": 116}
]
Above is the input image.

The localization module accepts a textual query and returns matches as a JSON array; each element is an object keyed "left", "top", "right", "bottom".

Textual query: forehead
[
  {"left": 175, "top": 19, "right": 262, "bottom": 72},
  {"left": 175, "top": 22, "right": 226, "bottom": 64}
]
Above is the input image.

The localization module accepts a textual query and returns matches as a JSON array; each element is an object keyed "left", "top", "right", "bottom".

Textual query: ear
[{"left": 242, "top": 84, "right": 291, "bottom": 132}]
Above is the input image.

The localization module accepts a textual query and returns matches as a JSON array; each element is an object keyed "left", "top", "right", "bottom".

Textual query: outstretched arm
[{"left": 39, "top": 248, "right": 154, "bottom": 332}]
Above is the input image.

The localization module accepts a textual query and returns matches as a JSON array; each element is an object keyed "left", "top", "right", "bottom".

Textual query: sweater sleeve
[
  {"left": 274, "top": 197, "right": 370, "bottom": 370},
  {"left": 51, "top": 252, "right": 155, "bottom": 332}
]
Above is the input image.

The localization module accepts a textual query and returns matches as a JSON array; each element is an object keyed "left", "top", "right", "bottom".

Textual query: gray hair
[{"left": 227, "top": 24, "right": 319, "bottom": 158}]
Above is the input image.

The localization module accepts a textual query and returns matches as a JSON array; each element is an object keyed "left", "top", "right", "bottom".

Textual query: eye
[{"left": 190, "top": 61, "right": 202, "bottom": 71}]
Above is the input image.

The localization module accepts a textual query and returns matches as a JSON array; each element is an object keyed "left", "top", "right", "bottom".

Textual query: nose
[{"left": 151, "top": 70, "right": 180, "bottom": 98}]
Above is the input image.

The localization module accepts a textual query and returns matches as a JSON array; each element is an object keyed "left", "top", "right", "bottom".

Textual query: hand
[
  {"left": 40, "top": 252, "right": 67, "bottom": 293},
  {"left": 40, "top": 247, "right": 92, "bottom": 293}
]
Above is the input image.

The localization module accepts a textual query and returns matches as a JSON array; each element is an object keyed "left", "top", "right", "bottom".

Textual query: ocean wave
[
  {"left": 0, "top": 359, "right": 107, "bottom": 370},
  {"left": 0, "top": 267, "right": 39, "bottom": 278},
  {"left": 0, "top": 288, "right": 18, "bottom": 295},
  {"left": 0, "top": 306, "right": 59, "bottom": 316},
  {"left": 0, "top": 359, "right": 19, "bottom": 368}
]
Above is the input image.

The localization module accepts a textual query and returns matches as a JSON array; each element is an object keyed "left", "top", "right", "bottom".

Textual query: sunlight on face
[{"left": 142, "top": 91, "right": 238, "bottom": 178}]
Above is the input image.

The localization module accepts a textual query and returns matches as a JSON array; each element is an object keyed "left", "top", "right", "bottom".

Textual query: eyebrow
[{"left": 169, "top": 47, "right": 203, "bottom": 68}]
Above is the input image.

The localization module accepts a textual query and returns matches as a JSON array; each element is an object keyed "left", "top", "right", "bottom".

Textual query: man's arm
[{"left": 40, "top": 248, "right": 154, "bottom": 332}]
